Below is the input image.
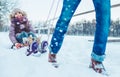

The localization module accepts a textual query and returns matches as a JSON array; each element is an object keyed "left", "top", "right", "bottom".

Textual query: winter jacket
[{"left": 9, "top": 17, "right": 35, "bottom": 44}]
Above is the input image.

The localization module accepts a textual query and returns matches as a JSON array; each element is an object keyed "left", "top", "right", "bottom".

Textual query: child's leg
[
  {"left": 16, "top": 31, "right": 29, "bottom": 43},
  {"left": 28, "top": 31, "right": 36, "bottom": 38}
]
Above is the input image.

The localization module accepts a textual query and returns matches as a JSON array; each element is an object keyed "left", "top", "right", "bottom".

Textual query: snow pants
[{"left": 16, "top": 31, "right": 36, "bottom": 44}]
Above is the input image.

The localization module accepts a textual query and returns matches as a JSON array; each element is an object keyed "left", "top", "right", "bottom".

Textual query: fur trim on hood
[{"left": 10, "top": 8, "right": 27, "bottom": 20}]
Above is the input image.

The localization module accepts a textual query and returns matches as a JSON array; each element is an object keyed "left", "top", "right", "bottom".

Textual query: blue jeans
[
  {"left": 16, "top": 31, "right": 36, "bottom": 44},
  {"left": 49, "top": 0, "right": 111, "bottom": 62}
]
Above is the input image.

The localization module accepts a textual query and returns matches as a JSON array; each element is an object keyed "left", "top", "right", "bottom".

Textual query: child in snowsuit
[
  {"left": 48, "top": 0, "right": 111, "bottom": 75},
  {"left": 9, "top": 8, "right": 36, "bottom": 49},
  {"left": 9, "top": 8, "right": 48, "bottom": 56}
]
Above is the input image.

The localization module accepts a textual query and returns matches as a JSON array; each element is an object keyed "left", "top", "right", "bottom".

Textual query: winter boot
[
  {"left": 40, "top": 41, "right": 48, "bottom": 53},
  {"left": 48, "top": 53, "right": 56, "bottom": 63},
  {"left": 89, "top": 58, "right": 107, "bottom": 74},
  {"left": 26, "top": 41, "right": 39, "bottom": 56}
]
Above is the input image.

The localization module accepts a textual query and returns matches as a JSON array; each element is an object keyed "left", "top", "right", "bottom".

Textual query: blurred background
[{"left": 0, "top": 0, "right": 120, "bottom": 37}]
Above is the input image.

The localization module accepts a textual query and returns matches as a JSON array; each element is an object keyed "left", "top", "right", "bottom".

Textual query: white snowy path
[{"left": 0, "top": 32, "right": 120, "bottom": 77}]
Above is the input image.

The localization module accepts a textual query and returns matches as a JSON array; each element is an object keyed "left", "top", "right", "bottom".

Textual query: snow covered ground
[{"left": 0, "top": 32, "right": 120, "bottom": 77}]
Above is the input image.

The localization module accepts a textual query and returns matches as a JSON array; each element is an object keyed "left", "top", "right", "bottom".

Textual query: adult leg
[
  {"left": 90, "top": 0, "right": 111, "bottom": 74},
  {"left": 49, "top": 0, "right": 81, "bottom": 54},
  {"left": 49, "top": 0, "right": 81, "bottom": 62},
  {"left": 91, "top": 0, "right": 111, "bottom": 62}
]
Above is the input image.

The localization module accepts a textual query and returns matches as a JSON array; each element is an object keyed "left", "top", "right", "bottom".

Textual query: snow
[{"left": 0, "top": 32, "right": 120, "bottom": 77}]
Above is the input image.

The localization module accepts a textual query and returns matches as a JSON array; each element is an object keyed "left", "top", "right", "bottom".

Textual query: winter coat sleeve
[{"left": 9, "top": 24, "right": 18, "bottom": 44}]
